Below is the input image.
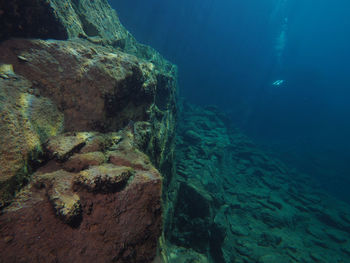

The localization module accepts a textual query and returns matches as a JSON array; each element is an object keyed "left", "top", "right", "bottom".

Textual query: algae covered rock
[
  {"left": 0, "top": 38, "right": 176, "bottom": 177},
  {"left": 0, "top": 130, "right": 163, "bottom": 262},
  {"left": 0, "top": 38, "right": 170, "bottom": 131},
  {"left": 33, "top": 169, "right": 82, "bottom": 225},
  {"left": 0, "top": 73, "right": 63, "bottom": 207},
  {"left": 76, "top": 163, "right": 134, "bottom": 192},
  {"left": 0, "top": 36, "right": 176, "bottom": 198},
  {"left": 45, "top": 132, "right": 94, "bottom": 161},
  {"left": 0, "top": 0, "right": 177, "bottom": 261},
  {"left": 63, "top": 151, "right": 106, "bottom": 172}
]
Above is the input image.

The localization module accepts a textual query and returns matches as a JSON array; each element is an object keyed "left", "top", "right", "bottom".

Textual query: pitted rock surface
[
  {"left": 0, "top": 39, "right": 160, "bottom": 132},
  {"left": 0, "top": 129, "right": 163, "bottom": 262},
  {"left": 0, "top": 73, "right": 63, "bottom": 207},
  {"left": 0, "top": 1, "right": 176, "bottom": 262},
  {"left": 0, "top": 37, "right": 176, "bottom": 207},
  {"left": 0, "top": 0, "right": 175, "bottom": 69}
]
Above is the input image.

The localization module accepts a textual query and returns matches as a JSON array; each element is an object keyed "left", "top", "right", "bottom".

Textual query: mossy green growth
[
  {"left": 0, "top": 163, "right": 28, "bottom": 209},
  {"left": 0, "top": 142, "right": 51, "bottom": 209},
  {"left": 0, "top": 78, "right": 64, "bottom": 209}
]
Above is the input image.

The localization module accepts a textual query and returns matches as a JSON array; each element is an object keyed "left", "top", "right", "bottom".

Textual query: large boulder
[
  {"left": 0, "top": 38, "right": 176, "bottom": 133},
  {"left": 0, "top": 37, "right": 176, "bottom": 208},
  {"left": 0, "top": 130, "right": 163, "bottom": 262}
]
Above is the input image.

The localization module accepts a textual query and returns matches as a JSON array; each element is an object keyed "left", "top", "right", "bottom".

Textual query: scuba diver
[{"left": 271, "top": 0, "right": 289, "bottom": 88}]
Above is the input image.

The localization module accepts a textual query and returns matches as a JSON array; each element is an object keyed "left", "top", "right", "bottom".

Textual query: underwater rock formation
[
  {"left": 4, "top": 0, "right": 350, "bottom": 262},
  {"left": 0, "top": 72, "right": 64, "bottom": 206},
  {"left": 0, "top": 38, "right": 175, "bottom": 133},
  {"left": 0, "top": 0, "right": 173, "bottom": 68},
  {"left": 0, "top": 0, "right": 176, "bottom": 262},
  {"left": 166, "top": 102, "right": 350, "bottom": 263},
  {"left": 0, "top": 130, "right": 163, "bottom": 262}
]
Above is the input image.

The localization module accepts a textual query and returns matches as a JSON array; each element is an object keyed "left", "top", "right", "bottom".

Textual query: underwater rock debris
[{"left": 165, "top": 102, "right": 350, "bottom": 263}]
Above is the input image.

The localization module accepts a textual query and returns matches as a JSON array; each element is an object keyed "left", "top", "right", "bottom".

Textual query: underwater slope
[
  {"left": 0, "top": 0, "right": 176, "bottom": 262},
  {"left": 166, "top": 102, "right": 350, "bottom": 263}
]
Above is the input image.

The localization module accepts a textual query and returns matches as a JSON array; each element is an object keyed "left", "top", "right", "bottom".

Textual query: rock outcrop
[
  {"left": 0, "top": 2, "right": 176, "bottom": 205},
  {"left": 0, "top": 130, "right": 163, "bottom": 262},
  {"left": 4, "top": 1, "right": 349, "bottom": 263},
  {"left": 0, "top": 0, "right": 173, "bottom": 69},
  {"left": 166, "top": 102, "right": 350, "bottom": 263},
  {"left": 0, "top": 38, "right": 176, "bottom": 133},
  {"left": 0, "top": 0, "right": 176, "bottom": 262}
]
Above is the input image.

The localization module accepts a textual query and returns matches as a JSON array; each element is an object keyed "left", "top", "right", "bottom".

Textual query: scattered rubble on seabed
[{"left": 167, "top": 102, "right": 350, "bottom": 263}]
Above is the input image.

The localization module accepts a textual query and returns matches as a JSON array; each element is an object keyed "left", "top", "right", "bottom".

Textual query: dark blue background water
[{"left": 110, "top": 0, "right": 350, "bottom": 202}]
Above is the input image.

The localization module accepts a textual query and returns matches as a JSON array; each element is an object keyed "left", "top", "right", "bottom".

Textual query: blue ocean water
[{"left": 110, "top": 0, "right": 350, "bottom": 203}]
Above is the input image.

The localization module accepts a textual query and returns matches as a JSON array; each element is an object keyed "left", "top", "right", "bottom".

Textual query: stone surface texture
[
  {"left": 0, "top": 130, "right": 163, "bottom": 263},
  {"left": 4, "top": 0, "right": 350, "bottom": 262},
  {"left": 0, "top": 0, "right": 176, "bottom": 262},
  {"left": 0, "top": 2, "right": 176, "bottom": 204},
  {"left": 0, "top": 73, "right": 63, "bottom": 207},
  {"left": 0, "top": 38, "right": 176, "bottom": 133},
  {"left": 0, "top": 0, "right": 174, "bottom": 69}
]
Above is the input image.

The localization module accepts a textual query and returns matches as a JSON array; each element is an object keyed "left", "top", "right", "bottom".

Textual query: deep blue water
[{"left": 110, "top": 0, "right": 350, "bottom": 202}]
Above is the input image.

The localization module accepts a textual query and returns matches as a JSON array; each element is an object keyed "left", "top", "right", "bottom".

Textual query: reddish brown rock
[
  {"left": 80, "top": 133, "right": 121, "bottom": 154},
  {"left": 0, "top": 174, "right": 162, "bottom": 263},
  {"left": 45, "top": 132, "right": 94, "bottom": 161},
  {"left": 0, "top": 130, "right": 163, "bottom": 262},
  {"left": 0, "top": 37, "right": 176, "bottom": 211},
  {"left": 0, "top": 38, "right": 158, "bottom": 132},
  {"left": 109, "top": 147, "right": 152, "bottom": 171},
  {"left": 63, "top": 151, "right": 106, "bottom": 172},
  {"left": 76, "top": 164, "right": 134, "bottom": 193},
  {"left": 32, "top": 169, "right": 82, "bottom": 224},
  {"left": 0, "top": 34, "right": 176, "bottom": 201},
  {"left": 0, "top": 1, "right": 176, "bottom": 262}
]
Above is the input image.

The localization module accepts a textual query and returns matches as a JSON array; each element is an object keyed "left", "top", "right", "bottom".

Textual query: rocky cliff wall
[
  {"left": 0, "top": 1, "right": 176, "bottom": 262},
  {"left": 0, "top": 0, "right": 174, "bottom": 70}
]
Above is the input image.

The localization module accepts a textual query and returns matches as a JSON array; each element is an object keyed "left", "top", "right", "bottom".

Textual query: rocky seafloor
[
  {"left": 1, "top": 0, "right": 350, "bottom": 263},
  {"left": 166, "top": 102, "right": 350, "bottom": 263}
]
